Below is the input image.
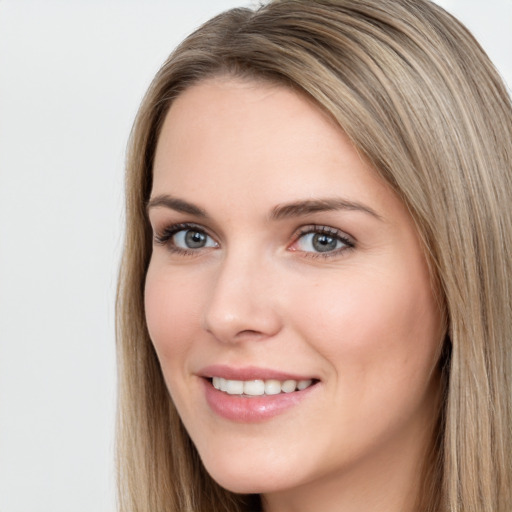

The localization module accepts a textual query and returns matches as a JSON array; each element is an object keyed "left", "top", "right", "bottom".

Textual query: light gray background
[{"left": 0, "top": 1, "right": 510, "bottom": 511}]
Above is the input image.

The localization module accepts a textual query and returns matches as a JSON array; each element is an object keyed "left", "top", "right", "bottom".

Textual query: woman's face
[{"left": 145, "top": 77, "right": 444, "bottom": 502}]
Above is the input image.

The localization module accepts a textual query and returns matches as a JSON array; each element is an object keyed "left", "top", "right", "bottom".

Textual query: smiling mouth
[{"left": 209, "top": 377, "right": 318, "bottom": 396}]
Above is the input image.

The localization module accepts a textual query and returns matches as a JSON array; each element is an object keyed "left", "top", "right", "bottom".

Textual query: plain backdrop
[{"left": 0, "top": 1, "right": 510, "bottom": 511}]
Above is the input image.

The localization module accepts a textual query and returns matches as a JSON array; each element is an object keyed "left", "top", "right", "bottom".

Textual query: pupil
[
  {"left": 185, "top": 230, "right": 206, "bottom": 248},
  {"left": 312, "top": 233, "right": 337, "bottom": 252}
]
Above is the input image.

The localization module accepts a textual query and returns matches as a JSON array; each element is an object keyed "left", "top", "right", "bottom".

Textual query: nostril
[
  {"left": 202, "top": 279, "right": 283, "bottom": 343},
  {"left": 235, "top": 329, "right": 265, "bottom": 340}
]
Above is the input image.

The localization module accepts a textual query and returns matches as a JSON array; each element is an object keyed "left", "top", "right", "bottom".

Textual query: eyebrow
[
  {"left": 147, "top": 194, "right": 208, "bottom": 217},
  {"left": 270, "top": 198, "right": 382, "bottom": 221},
  {"left": 146, "top": 194, "right": 382, "bottom": 221}
]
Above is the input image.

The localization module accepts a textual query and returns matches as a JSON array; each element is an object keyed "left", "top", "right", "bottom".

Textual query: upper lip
[{"left": 198, "top": 364, "right": 318, "bottom": 382}]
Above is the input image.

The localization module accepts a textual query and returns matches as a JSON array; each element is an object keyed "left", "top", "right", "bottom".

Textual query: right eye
[
  {"left": 172, "top": 228, "right": 217, "bottom": 249},
  {"left": 154, "top": 223, "right": 218, "bottom": 254}
]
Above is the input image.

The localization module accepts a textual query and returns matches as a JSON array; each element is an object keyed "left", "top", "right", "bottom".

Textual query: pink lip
[
  {"left": 199, "top": 364, "right": 316, "bottom": 382},
  {"left": 198, "top": 365, "right": 319, "bottom": 423}
]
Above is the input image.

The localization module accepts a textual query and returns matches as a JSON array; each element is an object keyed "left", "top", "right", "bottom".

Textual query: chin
[{"left": 200, "top": 452, "right": 300, "bottom": 495}]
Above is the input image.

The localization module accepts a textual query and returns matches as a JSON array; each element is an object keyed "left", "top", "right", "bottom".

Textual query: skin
[{"left": 145, "top": 77, "right": 444, "bottom": 512}]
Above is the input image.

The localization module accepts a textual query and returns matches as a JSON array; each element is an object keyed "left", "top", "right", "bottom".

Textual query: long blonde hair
[{"left": 116, "top": 1, "right": 512, "bottom": 510}]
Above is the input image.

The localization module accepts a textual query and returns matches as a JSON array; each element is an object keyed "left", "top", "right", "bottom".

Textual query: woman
[{"left": 116, "top": 0, "right": 512, "bottom": 510}]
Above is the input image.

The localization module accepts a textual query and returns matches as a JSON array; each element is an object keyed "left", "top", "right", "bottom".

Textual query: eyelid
[
  {"left": 289, "top": 224, "right": 355, "bottom": 258},
  {"left": 153, "top": 222, "right": 219, "bottom": 254},
  {"left": 152, "top": 221, "right": 355, "bottom": 259}
]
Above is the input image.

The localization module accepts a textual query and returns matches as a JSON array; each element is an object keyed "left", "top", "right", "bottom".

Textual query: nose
[{"left": 202, "top": 251, "right": 282, "bottom": 344}]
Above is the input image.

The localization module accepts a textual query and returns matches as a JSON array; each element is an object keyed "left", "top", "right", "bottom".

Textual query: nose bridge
[{"left": 202, "top": 244, "right": 281, "bottom": 343}]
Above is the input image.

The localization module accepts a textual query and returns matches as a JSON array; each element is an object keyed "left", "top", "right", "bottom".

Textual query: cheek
[
  {"left": 144, "top": 262, "right": 203, "bottom": 363},
  {"left": 287, "top": 263, "right": 442, "bottom": 394}
]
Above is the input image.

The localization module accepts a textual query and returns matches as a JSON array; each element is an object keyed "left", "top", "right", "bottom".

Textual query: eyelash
[
  {"left": 292, "top": 225, "right": 355, "bottom": 259},
  {"left": 153, "top": 222, "right": 355, "bottom": 259},
  {"left": 153, "top": 222, "right": 215, "bottom": 256}
]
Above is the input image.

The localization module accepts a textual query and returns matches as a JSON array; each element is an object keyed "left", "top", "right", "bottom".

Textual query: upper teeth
[{"left": 212, "top": 377, "right": 313, "bottom": 396}]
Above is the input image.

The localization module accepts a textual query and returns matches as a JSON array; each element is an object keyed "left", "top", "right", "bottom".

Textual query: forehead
[
  {"left": 151, "top": 76, "right": 399, "bottom": 223},
  {"left": 153, "top": 77, "right": 343, "bottom": 180}
]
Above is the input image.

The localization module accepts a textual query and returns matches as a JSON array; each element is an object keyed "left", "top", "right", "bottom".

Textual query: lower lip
[{"left": 202, "top": 379, "right": 318, "bottom": 423}]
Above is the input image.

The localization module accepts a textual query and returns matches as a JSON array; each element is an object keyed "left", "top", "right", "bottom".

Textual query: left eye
[
  {"left": 172, "top": 229, "right": 217, "bottom": 250},
  {"left": 294, "top": 230, "right": 351, "bottom": 254}
]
